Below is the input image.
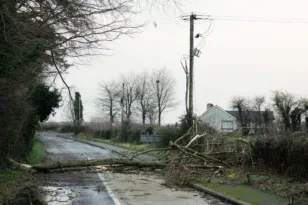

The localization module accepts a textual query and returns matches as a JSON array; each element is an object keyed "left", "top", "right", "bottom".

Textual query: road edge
[
  {"left": 187, "top": 182, "right": 251, "bottom": 205},
  {"left": 98, "top": 173, "right": 122, "bottom": 205}
]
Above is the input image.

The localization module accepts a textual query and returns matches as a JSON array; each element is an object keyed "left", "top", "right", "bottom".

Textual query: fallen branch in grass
[
  {"left": 129, "top": 148, "right": 172, "bottom": 160},
  {"left": 128, "top": 126, "right": 231, "bottom": 168},
  {"left": 8, "top": 158, "right": 34, "bottom": 172},
  {"left": 182, "top": 146, "right": 230, "bottom": 168},
  {"left": 170, "top": 142, "right": 208, "bottom": 163},
  {"left": 206, "top": 151, "right": 235, "bottom": 156},
  {"left": 174, "top": 126, "right": 193, "bottom": 144},
  {"left": 185, "top": 133, "right": 206, "bottom": 148}
]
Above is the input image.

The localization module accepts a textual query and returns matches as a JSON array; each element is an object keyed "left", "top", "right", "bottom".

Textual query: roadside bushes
[
  {"left": 251, "top": 133, "right": 308, "bottom": 179},
  {"left": 0, "top": 83, "right": 60, "bottom": 167},
  {"left": 58, "top": 124, "right": 75, "bottom": 133},
  {"left": 157, "top": 125, "right": 180, "bottom": 146},
  {"left": 91, "top": 129, "right": 118, "bottom": 140},
  {"left": 40, "top": 122, "right": 60, "bottom": 131}
]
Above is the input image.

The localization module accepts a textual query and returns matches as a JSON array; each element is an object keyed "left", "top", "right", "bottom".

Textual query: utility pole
[
  {"left": 182, "top": 13, "right": 208, "bottom": 125},
  {"left": 121, "top": 83, "right": 124, "bottom": 139},
  {"left": 156, "top": 80, "right": 161, "bottom": 126},
  {"left": 189, "top": 13, "right": 196, "bottom": 123},
  {"left": 79, "top": 96, "right": 81, "bottom": 125}
]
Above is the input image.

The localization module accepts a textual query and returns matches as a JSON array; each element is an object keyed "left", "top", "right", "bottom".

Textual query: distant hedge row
[{"left": 251, "top": 133, "right": 308, "bottom": 179}]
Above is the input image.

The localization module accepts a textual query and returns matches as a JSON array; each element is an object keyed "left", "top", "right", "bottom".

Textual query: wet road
[
  {"left": 39, "top": 133, "right": 118, "bottom": 161},
  {"left": 37, "top": 133, "right": 228, "bottom": 205},
  {"left": 37, "top": 133, "right": 121, "bottom": 205}
]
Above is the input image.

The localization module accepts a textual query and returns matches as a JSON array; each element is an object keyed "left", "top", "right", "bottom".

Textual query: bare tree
[
  {"left": 136, "top": 71, "right": 155, "bottom": 125},
  {"left": 122, "top": 75, "right": 139, "bottom": 123},
  {"left": 272, "top": 91, "right": 296, "bottom": 131},
  {"left": 152, "top": 68, "right": 177, "bottom": 126},
  {"left": 253, "top": 96, "right": 265, "bottom": 127},
  {"left": 231, "top": 96, "right": 251, "bottom": 136},
  {"left": 147, "top": 106, "right": 158, "bottom": 124},
  {"left": 98, "top": 81, "right": 121, "bottom": 124},
  {"left": 289, "top": 99, "right": 308, "bottom": 131}
]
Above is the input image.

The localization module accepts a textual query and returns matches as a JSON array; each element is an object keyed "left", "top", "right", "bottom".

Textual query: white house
[
  {"left": 199, "top": 104, "right": 238, "bottom": 132},
  {"left": 200, "top": 103, "right": 275, "bottom": 132}
]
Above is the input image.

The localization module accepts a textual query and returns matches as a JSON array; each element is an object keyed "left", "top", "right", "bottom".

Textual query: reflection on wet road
[
  {"left": 37, "top": 172, "right": 116, "bottom": 205},
  {"left": 39, "top": 133, "right": 118, "bottom": 161},
  {"left": 37, "top": 133, "right": 120, "bottom": 205}
]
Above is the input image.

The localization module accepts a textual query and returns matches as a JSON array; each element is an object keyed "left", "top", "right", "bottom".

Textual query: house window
[{"left": 221, "top": 120, "right": 233, "bottom": 131}]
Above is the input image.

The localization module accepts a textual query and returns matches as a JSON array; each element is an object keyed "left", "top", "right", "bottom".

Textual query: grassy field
[
  {"left": 25, "top": 140, "right": 47, "bottom": 164},
  {"left": 77, "top": 133, "right": 156, "bottom": 153}
]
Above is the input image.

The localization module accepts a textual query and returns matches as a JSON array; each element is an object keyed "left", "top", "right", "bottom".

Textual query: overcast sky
[{"left": 49, "top": 0, "right": 308, "bottom": 124}]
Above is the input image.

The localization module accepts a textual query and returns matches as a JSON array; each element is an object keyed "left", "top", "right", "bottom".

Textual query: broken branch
[{"left": 129, "top": 148, "right": 172, "bottom": 161}]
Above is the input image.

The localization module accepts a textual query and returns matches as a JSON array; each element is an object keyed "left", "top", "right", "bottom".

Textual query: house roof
[
  {"left": 200, "top": 105, "right": 237, "bottom": 120},
  {"left": 226, "top": 110, "right": 275, "bottom": 122}
]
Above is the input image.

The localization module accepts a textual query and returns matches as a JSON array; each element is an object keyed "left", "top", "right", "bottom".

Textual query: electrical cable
[
  {"left": 195, "top": 18, "right": 214, "bottom": 51},
  {"left": 210, "top": 15, "right": 308, "bottom": 24}
]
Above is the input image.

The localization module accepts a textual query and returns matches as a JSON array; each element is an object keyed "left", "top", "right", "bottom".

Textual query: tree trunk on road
[{"left": 31, "top": 158, "right": 220, "bottom": 172}]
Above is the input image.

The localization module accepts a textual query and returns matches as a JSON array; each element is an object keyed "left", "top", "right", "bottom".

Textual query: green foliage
[
  {"left": 41, "top": 122, "right": 61, "bottom": 131},
  {"left": 156, "top": 125, "right": 180, "bottom": 146},
  {"left": 29, "top": 84, "right": 61, "bottom": 122},
  {"left": 0, "top": 170, "right": 29, "bottom": 203},
  {"left": 0, "top": 83, "right": 60, "bottom": 166},
  {"left": 272, "top": 91, "right": 308, "bottom": 132},
  {"left": 143, "top": 125, "right": 157, "bottom": 135},
  {"left": 59, "top": 124, "right": 85, "bottom": 133},
  {"left": 25, "top": 140, "right": 46, "bottom": 165},
  {"left": 93, "top": 129, "right": 114, "bottom": 140},
  {"left": 251, "top": 134, "right": 308, "bottom": 179},
  {"left": 20, "top": 84, "right": 61, "bottom": 155},
  {"left": 272, "top": 91, "right": 293, "bottom": 130}
]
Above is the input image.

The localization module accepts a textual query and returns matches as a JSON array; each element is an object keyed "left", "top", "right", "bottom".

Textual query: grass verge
[
  {"left": 0, "top": 170, "right": 30, "bottom": 203},
  {"left": 193, "top": 167, "right": 308, "bottom": 204},
  {"left": 1, "top": 139, "right": 46, "bottom": 203},
  {"left": 25, "top": 140, "right": 47, "bottom": 164},
  {"left": 77, "top": 133, "right": 156, "bottom": 153}
]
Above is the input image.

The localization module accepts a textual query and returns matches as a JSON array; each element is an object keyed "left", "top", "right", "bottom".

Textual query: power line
[{"left": 210, "top": 15, "right": 308, "bottom": 24}]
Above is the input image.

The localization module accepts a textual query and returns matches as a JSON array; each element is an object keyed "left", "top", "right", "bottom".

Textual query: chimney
[{"left": 207, "top": 103, "right": 214, "bottom": 111}]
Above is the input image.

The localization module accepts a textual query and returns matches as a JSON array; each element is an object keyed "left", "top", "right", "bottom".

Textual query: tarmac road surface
[{"left": 36, "top": 133, "right": 229, "bottom": 205}]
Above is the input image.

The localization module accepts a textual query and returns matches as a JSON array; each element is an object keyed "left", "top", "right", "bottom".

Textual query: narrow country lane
[
  {"left": 37, "top": 133, "right": 122, "bottom": 205},
  {"left": 38, "top": 133, "right": 118, "bottom": 161},
  {"left": 36, "top": 133, "right": 229, "bottom": 205}
]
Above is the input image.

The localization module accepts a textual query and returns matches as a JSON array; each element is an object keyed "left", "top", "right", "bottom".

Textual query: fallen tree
[
  {"left": 33, "top": 158, "right": 166, "bottom": 172},
  {"left": 9, "top": 122, "right": 248, "bottom": 174},
  {"left": 8, "top": 158, "right": 221, "bottom": 173}
]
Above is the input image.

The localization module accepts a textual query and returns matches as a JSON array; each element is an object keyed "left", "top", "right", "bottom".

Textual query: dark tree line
[
  {"left": 231, "top": 91, "right": 308, "bottom": 136},
  {"left": 0, "top": 0, "right": 181, "bottom": 165},
  {"left": 272, "top": 91, "right": 308, "bottom": 132}
]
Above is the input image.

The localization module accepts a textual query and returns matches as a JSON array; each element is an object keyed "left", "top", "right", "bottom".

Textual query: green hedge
[{"left": 251, "top": 134, "right": 308, "bottom": 179}]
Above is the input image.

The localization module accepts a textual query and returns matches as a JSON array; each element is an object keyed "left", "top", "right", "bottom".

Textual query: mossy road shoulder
[{"left": 0, "top": 138, "right": 47, "bottom": 203}]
